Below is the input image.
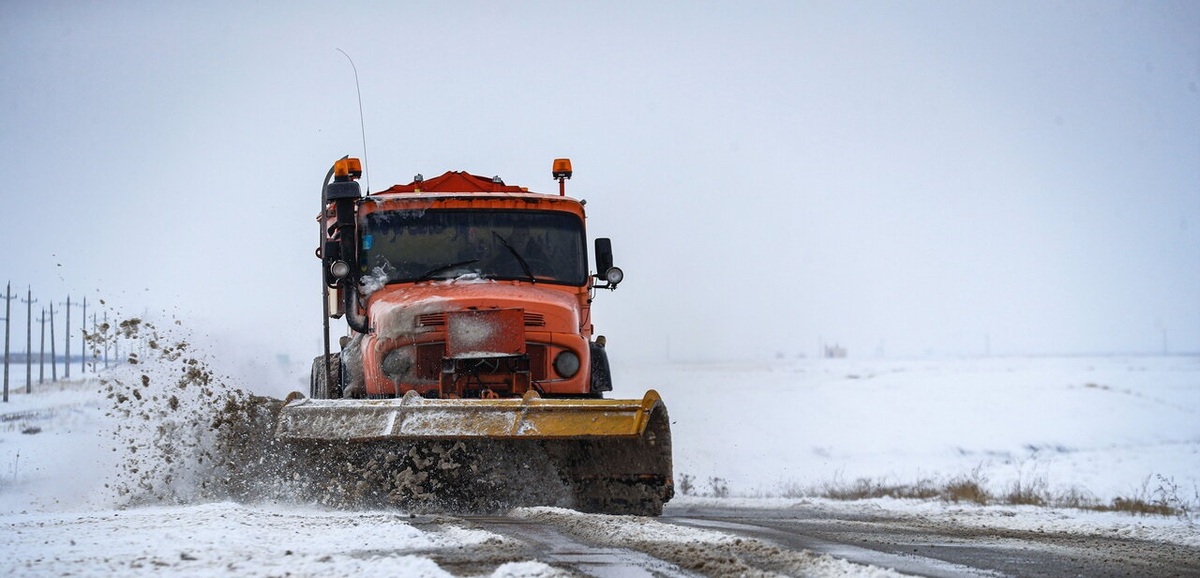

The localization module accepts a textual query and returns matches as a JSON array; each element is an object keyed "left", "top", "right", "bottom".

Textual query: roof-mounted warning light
[
  {"left": 333, "top": 157, "right": 363, "bottom": 181},
  {"left": 553, "top": 158, "right": 572, "bottom": 196},
  {"left": 327, "top": 157, "right": 363, "bottom": 201}
]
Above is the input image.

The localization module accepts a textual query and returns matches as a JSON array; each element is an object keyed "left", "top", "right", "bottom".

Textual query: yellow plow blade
[{"left": 275, "top": 389, "right": 666, "bottom": 442}]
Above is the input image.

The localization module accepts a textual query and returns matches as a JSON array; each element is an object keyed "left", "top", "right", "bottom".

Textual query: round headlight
[
  {"left": 553, "top": 350, "right": 581, "bottom": 378},
  {"left": 330, "top": 260, "right": 352, "bottom": 279},
  {"left": 605, "top": 266, "right": 624, "bottom": 285}
]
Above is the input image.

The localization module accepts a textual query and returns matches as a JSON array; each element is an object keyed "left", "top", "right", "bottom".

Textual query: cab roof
[{"left": 373, "top": 171, "right": 530, "bottom": 195}]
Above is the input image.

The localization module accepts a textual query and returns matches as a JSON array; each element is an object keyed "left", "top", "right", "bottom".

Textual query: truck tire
[
  {"left": 589, "top": 341, "right": 613, "bottom": 394},
  {"left": 310, "top": 354, "right": 343, "bottom": 399}
]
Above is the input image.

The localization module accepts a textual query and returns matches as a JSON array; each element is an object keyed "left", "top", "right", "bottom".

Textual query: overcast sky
[{"left": 2, "top": 1, "right": 1197, "bottom": 378}]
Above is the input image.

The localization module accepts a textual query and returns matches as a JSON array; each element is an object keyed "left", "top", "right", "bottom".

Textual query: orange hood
[{"left": 364, "top": 278, "right": 583, "bottom": 343}]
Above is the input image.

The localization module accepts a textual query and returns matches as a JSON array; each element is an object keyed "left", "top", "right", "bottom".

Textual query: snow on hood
[
  {"left": 369, "top": 293, "right": 453, "bottom": 345},
  {"left": 368, "top": 280, "right": 580, "bottom": 345},
  {"left": 361, "top": 269, "right": 492, "bottom": 297}
]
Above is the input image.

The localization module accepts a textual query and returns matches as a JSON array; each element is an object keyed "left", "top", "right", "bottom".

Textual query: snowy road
[
  {"left": 420, "top": 515, "right": 694, "bottom": 577},
  {"left": 662, "top": 502, "right": 1200, "bottom": 578},
  {"left": 7, "top": 500, "right": 1197, "bottom": 577},
  {"left": 4, "top": 501, "right": 898, "bottom": 577}
]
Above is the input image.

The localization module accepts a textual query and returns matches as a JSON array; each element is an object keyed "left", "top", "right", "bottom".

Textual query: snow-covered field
[
  {"left": 612, "top": 355, "right": 1200, "bottom": 505},
  {"left": 1, "top": 355, "right": 1197, "bottom": 576}
]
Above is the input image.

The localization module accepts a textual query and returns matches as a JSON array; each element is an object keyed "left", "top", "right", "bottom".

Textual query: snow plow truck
[{"left": 275, "top": 157, "right": 673, "bottom": 515}]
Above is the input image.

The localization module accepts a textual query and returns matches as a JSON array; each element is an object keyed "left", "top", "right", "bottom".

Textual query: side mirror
[
  {"left": 594, "top": 238, "right": 623, "bottom": 290},
  {"left": 595, "top": 238, "right": 613, "bottom": 275}
]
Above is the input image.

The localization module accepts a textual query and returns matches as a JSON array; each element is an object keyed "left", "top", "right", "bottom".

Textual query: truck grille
[
  {"left": 416, "top": 313, "right": 446, "bottom": 327},
  {"left": 417, "top": 311, "right": 545, "bottom": 327},
  {"left": 411, "top": 342, "right": 547, "bottom": 381}
]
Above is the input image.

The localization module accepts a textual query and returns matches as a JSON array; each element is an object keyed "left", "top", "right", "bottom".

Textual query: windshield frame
[{"left": 359, "top": 207, "right": 589, "bottom": 287}]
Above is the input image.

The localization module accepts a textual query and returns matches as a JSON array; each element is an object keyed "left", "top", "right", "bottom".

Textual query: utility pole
[
  {"left": 102, "top": 311, "right": 110, "bottom": 369},
  {"left": 80, "top": 296, "right": 87, "bottom": 374},
  {"left": 90, "top": 311, "right": 97, "bottom": 370},
  {"left": 48, "top": 303, "right": 57, "bottom": 382},
  {"left": 37, "top": 307, "right": 47, "bottom": 385},
  {"left": 22, "top": 287, "right": 35, "bottom": 393},
  {"left": 112, "top": 315, "right": 119, "bottom": 367},
  {"left": 3, "top": 282, "right": 15, "bottom": 402},
  {"left": 61, "top": 295, "right": 71, "bottom": 379}
]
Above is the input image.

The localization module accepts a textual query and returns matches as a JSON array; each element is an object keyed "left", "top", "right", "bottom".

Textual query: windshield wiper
[
  {"left": 416, "top": 259, "right": 479, "bottom": 282},
  {"left": 492, "top": 231, "right": 535, "bottom": 282}
]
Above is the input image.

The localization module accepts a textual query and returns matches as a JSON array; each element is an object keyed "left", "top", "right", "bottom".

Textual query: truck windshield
[{"left": 361, "top": 209, "right": 587, "bottom": 286}]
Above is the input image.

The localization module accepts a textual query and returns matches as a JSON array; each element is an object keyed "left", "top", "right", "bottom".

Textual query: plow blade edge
[
  {"left": 275, "top": 389, "right": 667, "bottom": 442},
  {"left": 273, "top": 389, "right": 673, "bottom": 515}
]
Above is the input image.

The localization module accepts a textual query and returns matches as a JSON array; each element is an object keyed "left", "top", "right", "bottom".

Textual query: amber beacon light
[
  {"left": 553, "top": 158, "right": 572, "bottom": 196},
  {"left": 334, "top": 157, "right": 363, "bottom": 180}
]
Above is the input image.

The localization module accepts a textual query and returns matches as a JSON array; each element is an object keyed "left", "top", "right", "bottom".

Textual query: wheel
[
  {"left": 589, "top": 341, "right": 613, "bottom": 393},
  {"left": 310, "top": 354, "right": 342, "bottom": 399}
]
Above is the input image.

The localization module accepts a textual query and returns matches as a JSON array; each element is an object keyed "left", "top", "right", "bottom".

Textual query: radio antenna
[{"left": 336, "top": 48, "right": 370, "bottom": 193}]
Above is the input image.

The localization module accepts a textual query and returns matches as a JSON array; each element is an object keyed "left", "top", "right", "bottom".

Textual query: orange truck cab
[
  {"left": 319, "top": 158, "right": 624, "bottom": 400},
  {"left": 290, "top": 157, "right": 672, "bottom": 516}
]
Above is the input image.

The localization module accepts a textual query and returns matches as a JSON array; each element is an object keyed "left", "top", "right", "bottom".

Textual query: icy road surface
[
  {"left": 664, "top": 499, "right": 1199, "bottom": 578},
  {"left": 5, "top": 499, "right": 1197, "bottom": 577},
  {"left": 3, "top": 499, "right": 906, "bottom": 577}
]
